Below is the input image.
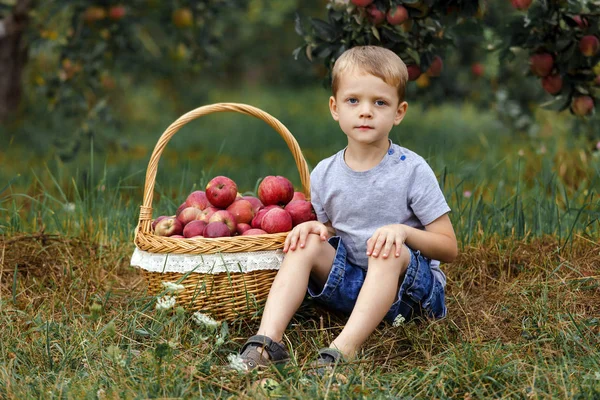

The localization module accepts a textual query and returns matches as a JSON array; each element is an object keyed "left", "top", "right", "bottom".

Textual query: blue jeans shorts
[{"left": 307, "top": 236, "right": 447, "bottom": 324}]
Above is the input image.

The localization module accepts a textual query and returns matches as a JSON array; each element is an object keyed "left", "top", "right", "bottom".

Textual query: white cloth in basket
[{"left": 130, "top": 247, "right": 284, "bottom": 274}]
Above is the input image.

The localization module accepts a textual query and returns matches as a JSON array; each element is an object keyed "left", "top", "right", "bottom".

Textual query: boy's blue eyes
[{"left": 347, "top": 99, "right": 387, "bottom": 106}]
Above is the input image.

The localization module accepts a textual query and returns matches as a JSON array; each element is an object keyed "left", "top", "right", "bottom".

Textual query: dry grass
[{"left": 1, "top": 233, "right": 599, "bottom": 398}]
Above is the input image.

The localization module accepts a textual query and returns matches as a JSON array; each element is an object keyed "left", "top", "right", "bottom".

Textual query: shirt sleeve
[
  {"left": 310, "top": 165, "right": 329, "bottom": 223},
  {"left": 408, "top": 159, "right": 451, "bottom": 226}
]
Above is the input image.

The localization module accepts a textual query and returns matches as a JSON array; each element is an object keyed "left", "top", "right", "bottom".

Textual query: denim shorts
[{"left": 307, "top": 236, "right": 447, "bottom": 324}]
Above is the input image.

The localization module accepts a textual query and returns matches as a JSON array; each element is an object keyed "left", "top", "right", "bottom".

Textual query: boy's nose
[{"left": 359, "top": 105, "right": 373, "bottom": 118}]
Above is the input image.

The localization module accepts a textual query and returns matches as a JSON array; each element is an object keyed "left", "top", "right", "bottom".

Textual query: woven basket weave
[{"left": 134, "top": 103, "right": 310, "bottom": 321}]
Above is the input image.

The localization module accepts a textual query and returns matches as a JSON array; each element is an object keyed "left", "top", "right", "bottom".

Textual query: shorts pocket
[
  {"left": 405, "top": 253, "right": 433, "bottom": 304},
  {"left": 422, "top": 278, "right": 447, "bottom": 319}
]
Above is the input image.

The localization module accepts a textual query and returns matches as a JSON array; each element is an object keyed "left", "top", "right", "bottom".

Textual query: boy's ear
[
  {"left": 329, "top": 96, "right": 340, "bottom": 121},
  {"left": 394, "top": 101, "right": 408, "bottom": 125}
]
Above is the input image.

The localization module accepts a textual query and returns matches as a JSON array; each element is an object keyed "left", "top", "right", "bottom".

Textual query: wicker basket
[{"left": 133, "top": 103, "right": 310, "bottom": 321}]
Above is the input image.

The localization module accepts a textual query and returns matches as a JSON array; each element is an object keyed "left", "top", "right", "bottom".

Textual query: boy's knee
[
  {"left": 368, "top": 244, "right": 410, "bottom": 274},
  {"left": 285, "top": 233, "right": 330, "bottom": 261}
]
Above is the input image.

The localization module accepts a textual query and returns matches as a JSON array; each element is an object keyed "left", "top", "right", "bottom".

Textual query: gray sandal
[
  {"left": 308, "top": 347, "right": 345, "bottom": 376},
  {"left": 239, "top": 335, "right": 290, "bottom": 371}
]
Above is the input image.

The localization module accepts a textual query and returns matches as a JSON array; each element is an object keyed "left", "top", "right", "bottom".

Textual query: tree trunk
[{"left": 0, "top": 0, "right": 31, "bottom": 122}]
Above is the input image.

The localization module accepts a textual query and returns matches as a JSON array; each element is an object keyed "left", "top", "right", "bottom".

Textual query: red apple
[
  {"left": 236, "top": 223, "right": 252, "bottom": 235},
  {"left": 198, "top": 206, "right": 218, "bottom": 223},
  {"left": 571, "top": 15, "right": 588, "bottom": 28},
  {"left": 284, "top": 200, "right": 317, "bottom": 227},
  {"left": 366, "top": 4, "right": 385, "bottom": 25},
  {"left": 571, "top": 96, "right": 595, "bottom": 116},
  {"left": 186, "top": 191, "right": 211, "bottom": 210},
  {"left": 579, "top": 35, "right": 600, "bottom": 57},
  {"left": 154, "top": 217, "right": 183, "bottom": 237},
  {"left": 251, "top": 205, "right": 280, "bottom": 229},
  {"left": 208, "top": 210, "right": 237, "bottom": 235},
  {"left": 176, "top": 202, "right": 187, "bottom": 217},
  {"left": 350, "top": 0, "right": 374, "bottom": 6},
  {"left": 226, "top": 199, "right": 255, "bottom": 224},
  {"left": 406, "top": 65, "right": 421, "bottom": 81},
  {"left": 183, "top": 220, "right": 207, "bottom": 238},
  {"left": 291, "top": 192, "right": 306, "bottom": 202},
  {"left": 206, "top": 176, "right": 238, "bottom": 208},
  {"left": 108, "top": 5, "right": 126, "bottom": 20},
  {"left": 204, "top": 221, "right": 231, "bottom": 238},
  {"left": 177, "top": 207, "right": 204, "bottom": 226},
  {"left": 242, "top": 195, "right": 264, "bottom": 214},
  {"left": 242, "top": 228, "right": 268, "bottom": 236},
  {"left": 541, "top": 74, "right": 563, "bottom": 95},
  {"left": 386, "top": 5, "right": 408, "bottom": 25},
  {"left": 261, "top": 208, "right": 293, "bottom": 234},
  {"left": 510, "top": 0, "right": 532, "bottom": 10},
  {"left": 427, "top": 56, "right": 443, "bottom": 77},
  {"left": 152, "top": 215, "right": 168, "bottom": 231},
  {"left": 471, "top": 63, "right": 484, "bottom": 77},
  {"left": 258, "top": 176, "right": 294, "bottom": 206},
  {"left": 530, "top": 53, "right": 554, "bottom": 77}
]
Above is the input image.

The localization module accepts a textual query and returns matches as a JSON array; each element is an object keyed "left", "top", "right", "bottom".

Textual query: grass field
[{"left": 1, "top": 85, "right": 599, "bottom": 398}]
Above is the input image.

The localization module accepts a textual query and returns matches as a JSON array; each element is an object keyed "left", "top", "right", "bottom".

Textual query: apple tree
[
  {"left": 295, "top": 0, "right": 600, "bottom": 140},
  {"left": 0, "top": 0, "right": 245, "bottom": 158}
]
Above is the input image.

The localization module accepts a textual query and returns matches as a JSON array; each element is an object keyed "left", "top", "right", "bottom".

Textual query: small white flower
[
  {"left": 161, "top": 281, "right": 186, "bottom": 293},
  {"left": 518, "top": 149, "right": 525, "bottom": 157},
  {"left": 227, "top": 354, "right": 248, "bottom": 372},
  {"left": 97, "top": 388, "right": 106, "bottom": 400},
  {"left": 155, "top": 296, "right": 176, "bottom": 310},
  {"left": 215, "top": 335, "right": 225, "bottom": 347},
  {"left": 63, "top": 202, "right": 76, "bottom": 212},
  {"left": 463, "top": 190, "right": 472, "bottom": 198},
  {"left": 393, "top": 314, "right": 406, "bottom": 327},
  {"left": 192, "top": 312, "right": 219, "bottom": 329}
]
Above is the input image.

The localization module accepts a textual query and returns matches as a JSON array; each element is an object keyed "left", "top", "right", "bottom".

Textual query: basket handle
[{"left": 138, "top": 103, "right": 311, "bottom": 231}]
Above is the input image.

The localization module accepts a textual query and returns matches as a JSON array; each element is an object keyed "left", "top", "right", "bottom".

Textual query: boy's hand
[
  {"left": 366, "top": 224, "right": 408, "bottom": 259},
  {"left": 283, "top": 221, "right": 329, "bottom": 253}
]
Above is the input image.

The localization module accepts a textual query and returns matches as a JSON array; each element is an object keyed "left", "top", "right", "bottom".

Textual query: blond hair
[{"left": 331, "top": 46, "right": 408, "bottom": 102}]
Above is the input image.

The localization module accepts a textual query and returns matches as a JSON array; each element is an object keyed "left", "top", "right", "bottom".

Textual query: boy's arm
[
  {"left": 404, "top": 214, "right": 457, "bottom": 263},
  {"left": 367, "top": 214, "right": 457, "bottom": 263}
]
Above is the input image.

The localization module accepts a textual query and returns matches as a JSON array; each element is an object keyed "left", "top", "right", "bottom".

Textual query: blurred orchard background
[{"left": 1, "top": 0, "right": 600, "bottom": 398}]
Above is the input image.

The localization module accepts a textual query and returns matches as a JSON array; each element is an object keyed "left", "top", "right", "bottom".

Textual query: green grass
[{"left": 1, "top": 84, "right": 600, "bottom": 398}]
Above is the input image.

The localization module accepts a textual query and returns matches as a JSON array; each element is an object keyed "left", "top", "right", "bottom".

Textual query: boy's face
[{"left": 329, "top": 69, "right": 407, "bottom": 149}]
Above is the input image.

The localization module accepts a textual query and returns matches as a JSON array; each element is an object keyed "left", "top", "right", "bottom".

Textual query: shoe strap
[{"left": 241, "top": 335, "right": 288, "bottom": 362}]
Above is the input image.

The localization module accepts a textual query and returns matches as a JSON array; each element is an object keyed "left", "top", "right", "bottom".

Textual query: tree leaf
[
  {"left": 309, "top": 18, "right": 338, "bottom": 42},
  {"left": 540, "top": 95, "right": 571, "bottom": 111}
]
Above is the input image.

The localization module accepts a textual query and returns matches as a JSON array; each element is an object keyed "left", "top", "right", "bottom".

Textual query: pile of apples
[{"left": 151, "top": 175, "right": 317, "bottom": 239}]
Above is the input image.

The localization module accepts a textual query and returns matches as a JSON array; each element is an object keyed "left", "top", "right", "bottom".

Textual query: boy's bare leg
[
  {"left": 331, "top": 245, "right": 410, "bottom": 359},
  {"left": 257, "top": 234, "right": 336, "bottom": 343}
]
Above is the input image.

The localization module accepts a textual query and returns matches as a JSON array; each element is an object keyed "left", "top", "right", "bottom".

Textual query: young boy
[{"left": 238, "top": 45, "right": 457, "bottom": 370}]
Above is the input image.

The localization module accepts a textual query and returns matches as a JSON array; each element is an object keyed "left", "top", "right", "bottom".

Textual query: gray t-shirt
[{"left": 310, "top": 142, "right": 451, "bottom": 287}]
